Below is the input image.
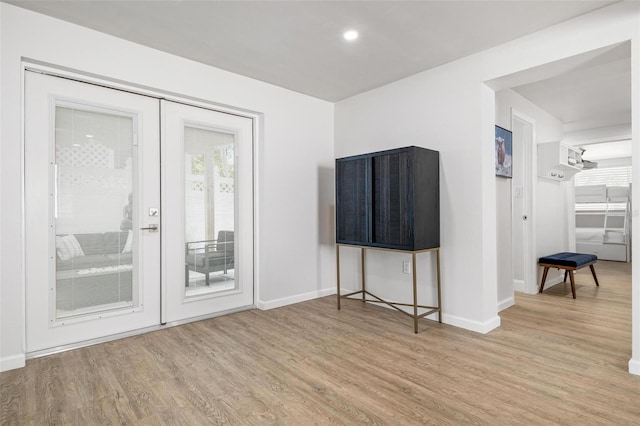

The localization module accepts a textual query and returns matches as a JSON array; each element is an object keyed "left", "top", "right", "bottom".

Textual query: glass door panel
[
  {"left": 184, "top": 127, "right": 236, "bottom": 297},
  {"left": 54, "top": 106, "right": 136, "bottom": 318}
]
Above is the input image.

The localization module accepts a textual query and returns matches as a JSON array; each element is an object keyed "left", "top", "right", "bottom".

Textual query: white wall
[
  {"left": 0, "top": 3, "right": 4, "bottom": 370},
  {"left": 495, "top": 174, "right": 513, "bottom": 311},
  {"left": 0, "top": 4, "right": 334, "bottom": 371},
  {"left": 511, "top": 118, "right": 525, "bottom": 285},
  {"left": 632, "top": 9, "right": 640, "bottom": 375},
  {"left": 535, "top": 174, "right": 574, "bottom": 270},
  {"left": 335, "top": 0, "right": 640, "bottom": 365}
]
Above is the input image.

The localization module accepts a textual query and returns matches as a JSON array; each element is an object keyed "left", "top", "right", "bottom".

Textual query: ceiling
[
  {"left": 6, "top": 0, "right": 617, "bottom": 102},
  {"left": 507, "top": 41, "right": 632, "bottom": 159},
  {"left": 511, "top": 42, "right": 631, "bottom": 135},
  {"left": 580, "top": 140, "right": 631, "bottom": 161}
]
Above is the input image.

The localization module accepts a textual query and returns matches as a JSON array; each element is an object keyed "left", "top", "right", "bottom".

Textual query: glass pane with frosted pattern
[{"left": 54, "top": 105, "right": 136, "bottom": 318}]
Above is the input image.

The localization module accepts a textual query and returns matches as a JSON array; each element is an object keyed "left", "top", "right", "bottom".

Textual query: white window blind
[
  {"left": 575, "top": 202, "right": 627, "bottom": 212},
  {"left": 574, "top": 166, "right": 632, "bottom": 187}
]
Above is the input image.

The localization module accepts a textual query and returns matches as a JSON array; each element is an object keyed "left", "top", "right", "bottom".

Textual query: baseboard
[
  {"left": 260, "top": 287, "right": 502, "bottom": 334},
  {"left": 0, "top": 353, "right": 26, "bottom": 372},
  {"left": 629, "top": 358, "right": 640, "bottom": 376},
  {"left": 497, "top": 296, "right": 514, "bottom": 312},
  {"left": 257, "top": 287, "right": 335, "bottom": 310},
  {"left": 341, "top": 290, "right": 502, "bottom": 333},
  {"left": 513, "top": 279, "right": 525, "bottom": 293},
  {"left": 515, "top": 275, "right": 564, "bottom": 296},
  {"left": 442, "top": 313, "right": 501, "bottom": 334},
  {"left": 541, "top": 275, "right": 564, "bottom": 290}
]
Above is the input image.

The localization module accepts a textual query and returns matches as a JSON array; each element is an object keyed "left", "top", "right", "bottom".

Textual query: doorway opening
[{"left": 489, "top": 40, "right": 634, "bottom": 373}]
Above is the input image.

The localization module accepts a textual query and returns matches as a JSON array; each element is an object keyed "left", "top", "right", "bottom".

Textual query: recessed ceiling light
[
  {"left": 343, "top": 30, "right": 359, "bottom": 41},
  {"left": 85, "top": 134, "right": 94, "bottom": 138}
]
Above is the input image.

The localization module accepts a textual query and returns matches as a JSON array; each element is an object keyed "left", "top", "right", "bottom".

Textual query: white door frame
[{"left": 511, "top": 109, "right": 538, "bottom": 295}]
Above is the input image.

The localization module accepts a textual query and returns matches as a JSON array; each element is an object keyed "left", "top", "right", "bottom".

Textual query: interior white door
[
  {"left": 161, "top": 100, "right": 254, "bottom": 323},
  {"left": 25, "top": 72, "right": 161, "bottom": 352},
  {"left": 512, "top": 111, "right": 537, "bottom": 294}
]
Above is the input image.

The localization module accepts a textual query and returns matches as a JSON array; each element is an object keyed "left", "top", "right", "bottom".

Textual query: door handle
[{"left": 140, "top": 224, "right": 159, "bottom": 232}]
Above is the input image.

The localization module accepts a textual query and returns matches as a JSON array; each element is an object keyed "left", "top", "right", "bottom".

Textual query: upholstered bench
[{"left": 538, "top": 252, "right": 599, "bottom": 299}]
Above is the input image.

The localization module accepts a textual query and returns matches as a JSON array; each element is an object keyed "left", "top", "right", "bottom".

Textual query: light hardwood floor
[{"left": 2, "top": 261, "right": 639, "bottom": 424}]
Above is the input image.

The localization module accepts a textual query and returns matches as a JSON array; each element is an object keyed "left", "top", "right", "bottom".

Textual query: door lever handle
[{"left": 140, "top": 224, "right": 159, "bottom": 232}]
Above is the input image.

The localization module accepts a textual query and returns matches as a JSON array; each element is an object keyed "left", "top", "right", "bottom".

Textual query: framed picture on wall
[{"left": 495, "top": 125, "right": 513, "bottom": 178}]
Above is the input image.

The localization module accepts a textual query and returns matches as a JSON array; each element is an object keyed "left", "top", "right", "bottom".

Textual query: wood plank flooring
[{"left": 2, "top": 260, "right": 639, "bottom": 424}]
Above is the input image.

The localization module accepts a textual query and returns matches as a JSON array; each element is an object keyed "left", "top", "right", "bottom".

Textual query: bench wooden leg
[
  {"left": 568, "top": 270, "right": 576, "bottom": 299},
  {"left": 539, "top": 267, "right": 549, "bottom": 293},
  {"left": 590, "top": 264, "right": 600, "bottom": 287},
  {"left": 563, "top": 270, "right": 568, "bottom": 283}
]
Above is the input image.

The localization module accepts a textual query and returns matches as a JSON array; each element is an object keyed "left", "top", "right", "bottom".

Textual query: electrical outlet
[{"left": 402, "top": 261, "right": 411, "bottom": 274}]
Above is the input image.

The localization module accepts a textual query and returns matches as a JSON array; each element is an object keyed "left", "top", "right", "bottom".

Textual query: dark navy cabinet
[{"left": 335, "top": 146, "right": 439, "bottom": 251}]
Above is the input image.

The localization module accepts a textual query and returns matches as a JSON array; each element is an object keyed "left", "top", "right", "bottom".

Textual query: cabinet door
[
  {"left": 372, "top": 151, "right": 412, "bottom": 248},
  {"left": 336, "top": 157, "right": 369, "bottom": 244}
]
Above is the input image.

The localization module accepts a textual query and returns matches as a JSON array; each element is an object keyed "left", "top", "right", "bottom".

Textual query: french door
[
  {"left": 25, "top": 72, "right": 253, "bottom": 353},
  {"left": 161, "top": 100, "right": 253, "bottom": 323}
]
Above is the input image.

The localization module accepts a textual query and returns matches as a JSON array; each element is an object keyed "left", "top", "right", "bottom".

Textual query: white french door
[
  {"left": 25, "top": 72, "right": 254, "bottom": 353},
  {"left": 161, "top": 100, "right": 254, "bottom": 323},
  {"left": 25, "top": 72, "right": 161, "bottom": 352}
]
